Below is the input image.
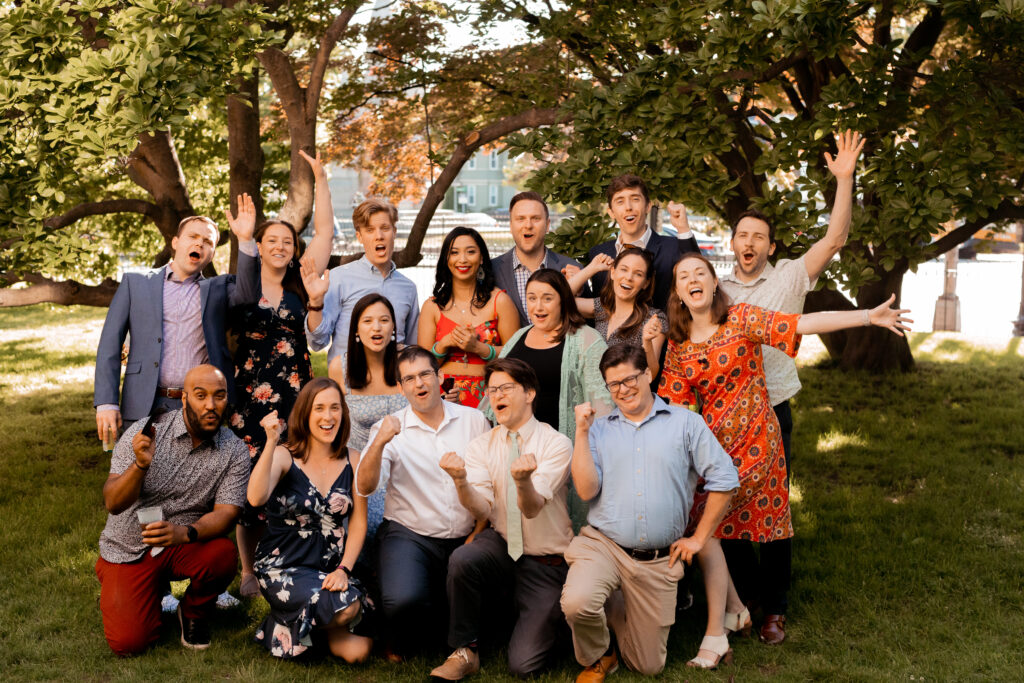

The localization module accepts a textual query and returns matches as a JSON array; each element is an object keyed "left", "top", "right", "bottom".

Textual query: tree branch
[
  {"left": 893, "top": 6, "right": 944, "bottom": 93},
  {"left": 259, "top": 47, "right": 304, "bottom": 122},
  {"left": 0, "top": 273, "right": 119, "bottom": 307},
  {"left": 924, "top": 201, "right": 1024, "bottom": 259},
  {"left": 306, "top": 6, "right": 359, "bottom": 119},
  {"left": 43, "top": 199, "right": 159, "bottom": 230}
]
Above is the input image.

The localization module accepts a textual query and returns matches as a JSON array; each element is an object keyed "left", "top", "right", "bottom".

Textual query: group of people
[{"left": 92, "top": 131, "right": 913, "bottom": 680}]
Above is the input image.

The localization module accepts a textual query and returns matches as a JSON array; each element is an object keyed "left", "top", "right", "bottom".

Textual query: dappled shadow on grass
[
  {"left": 0, "top": 337, "right": 95, "bottom": 380},
  {"left": 0, "top": 303, "right": 106, "bottom": 331}
]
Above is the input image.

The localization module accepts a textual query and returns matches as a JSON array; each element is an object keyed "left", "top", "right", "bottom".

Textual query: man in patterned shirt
[{"left": 95, "top": 365, "right": 249, "bottom": 656}]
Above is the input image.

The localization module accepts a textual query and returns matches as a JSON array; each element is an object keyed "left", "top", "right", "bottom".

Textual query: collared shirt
[
  {"left": 98, "top": 410, "right": 250, "bottom": 563},
  {"left": 719, "top": 257, "right": 814, "bottom": 405},
  {"left": 159, "top": 269, "right": 207, "bottom": 389},
  {"left": 463, "top": 416, "right": 573, "bottom": 556},
  {"left": 358, "top": 401, "right": 491, "bottom": 539},
  {"left": 615, "top": 226, "right": 652, "bottom": 254},
  {"left": 511, "top": 248, "right": 550, "bottom": 313},
  {"left": 586, "top": 396, "right": 738, "bottom": 550},
  {"left": 307, "top": 256, "right": 420, "bottom": 364}
]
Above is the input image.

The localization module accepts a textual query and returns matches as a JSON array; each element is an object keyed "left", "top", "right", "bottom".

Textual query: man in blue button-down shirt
[{"left": 561, "top": 345, "right": 738, "bottom": 681}]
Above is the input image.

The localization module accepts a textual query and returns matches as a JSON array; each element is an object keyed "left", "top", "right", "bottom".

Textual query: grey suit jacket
[
  {"left": 93, "top": 252, "right": 260, "bottom": 421},
  {"left": 492, "top": 247, "right": 584, "bottom": 326}
]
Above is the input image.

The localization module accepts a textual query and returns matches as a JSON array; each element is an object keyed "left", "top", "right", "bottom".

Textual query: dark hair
[
  {"left": 605, "top": 174, "right": 649, "bottom": 205},
  {"left": 287, "top": 377, "right": 350, "bottom": 461},
  {"left": 176, "top": 215, "right": 219, "bottom": 237},
  {"left": 525, "top": 268, "right": 585, "bottom": 342},
  {"left": 597, "top": 246, "right": 655, "bottom": 341},
  {"left": 395, "top": 345, "right": 439, "bottom": 382},
  {"left": 666, "top": 253, "right": 732, "bottom": 342},
  {"left": 432, "top": 227, "right": 496, "bottom": 310},
  {"left": 256, "top": 219, "right": 308, "bottom": 308},
  {"left": 484, "top": 358, "right": 539, "bottom": 402},
  {"left": 731, "top": 209, "right": 776, "bottom": 244},
  {"left": 346, "top": 294, "right": 398, "bottom": 390},
  {"left": 599, "top": 344, "right": 648, "bottom": 376},
  {"left": 509, "top": 191, "right": 549, "bottom": 220}
]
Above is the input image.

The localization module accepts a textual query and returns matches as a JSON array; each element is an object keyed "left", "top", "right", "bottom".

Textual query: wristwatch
[{"left": 186, "top": 525, "right": 198, "bottom": 543}]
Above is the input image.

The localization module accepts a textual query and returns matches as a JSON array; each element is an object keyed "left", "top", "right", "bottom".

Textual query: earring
[
  {"left": 392, "top": 330, "right": 397, "bottom": 340},
  {"left": 355, "top": 334, "right": 361, "bottom": 343},
  {"left": 476, "top": 269, "right": 485, "bottom": 282}
]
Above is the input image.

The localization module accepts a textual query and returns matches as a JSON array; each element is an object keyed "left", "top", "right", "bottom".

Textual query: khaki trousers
[{"left": 560, "top": 526, "right": 685, "bottom": 675}]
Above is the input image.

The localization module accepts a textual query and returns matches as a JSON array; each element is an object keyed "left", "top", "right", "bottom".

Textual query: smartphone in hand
[
  {"left": 142, "top": 415, "right": 158, "bottom": 438},
  {"left": 441, "top": 377, "right": 455, "bottom": 395}
]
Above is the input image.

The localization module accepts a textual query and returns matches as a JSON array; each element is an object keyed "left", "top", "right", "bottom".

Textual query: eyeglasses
[
  {"left": 605, "top": 371, "right": 644, "bottom": 394},
  {"left": 399, "top": 370, "right": 436, "bottom": 386},
  {"left": 486, "top": 382, "right": 519, "bottom": 398}
]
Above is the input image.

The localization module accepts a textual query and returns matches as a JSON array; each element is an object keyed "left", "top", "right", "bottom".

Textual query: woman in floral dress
[
  {"left": 247, "top": 377, "right": 373, "bottom": 662},
  {"left": 228, "top": 151, "right": 335, "bottom": 598},
  {"left": 659, "top": 252, "right": 911, "bottom": 669}
]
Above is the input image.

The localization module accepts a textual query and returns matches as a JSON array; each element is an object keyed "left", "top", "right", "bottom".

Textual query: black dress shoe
[{"left": 178, "top": 604, "right": 211, "bottom": 650}]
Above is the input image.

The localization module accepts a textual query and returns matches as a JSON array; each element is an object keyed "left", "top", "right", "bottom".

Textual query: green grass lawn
[{"left": 2, "top": 304, "right": 1023, "bottom": 681}]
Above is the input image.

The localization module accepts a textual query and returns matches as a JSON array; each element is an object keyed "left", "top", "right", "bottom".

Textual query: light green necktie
[{"left": 506, "top": 430, "right": 524, "bottom": 560}]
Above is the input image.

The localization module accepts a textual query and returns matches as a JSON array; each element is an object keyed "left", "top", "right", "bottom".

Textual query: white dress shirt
[
  {"left": 615, "top": 226, "right": 652, "bottom": 253},
  {"left": 358, "top": 401, "right": 491, "bottom": 539}
]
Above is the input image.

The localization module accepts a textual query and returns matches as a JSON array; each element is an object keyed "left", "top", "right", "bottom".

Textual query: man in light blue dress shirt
[
  {"left": 561, "top": 345, "right": 738, "bottom": 681},
  {"left": 304, "top": 198, "right": 419, "bottom": 367}
]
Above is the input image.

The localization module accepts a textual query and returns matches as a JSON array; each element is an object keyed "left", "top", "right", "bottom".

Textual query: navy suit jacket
[
  {"left": 493, "top": 247, "right": 584, "bottom": 326},
  {"left": 588, "top": 232, "right": 699, "bottom": 310},
  {"left": 94, "top": 252, "right": 260, "bottom": 421}
]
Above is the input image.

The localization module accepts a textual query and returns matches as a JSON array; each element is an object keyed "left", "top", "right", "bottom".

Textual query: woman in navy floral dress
[{"left": 247, "top": 377, "right": 373, "bottom": 662}]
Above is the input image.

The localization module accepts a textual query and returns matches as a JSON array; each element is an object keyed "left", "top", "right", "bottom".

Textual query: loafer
[
  {"left": 430, "top": 647, "right": 480, "bottom": 680},
  {"left": 759, "top": 614, "right": 786, "bottom": 644},
  {"left": 576, "top": 650, "right": 618, "bottom": 682}
]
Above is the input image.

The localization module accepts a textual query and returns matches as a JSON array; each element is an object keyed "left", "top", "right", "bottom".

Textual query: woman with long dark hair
[
  {"left": 248, "top": 377, "right": 373, "bottom": 662},
  {"left": 417, "top": 226, "right": 519, "bottom": 408}
]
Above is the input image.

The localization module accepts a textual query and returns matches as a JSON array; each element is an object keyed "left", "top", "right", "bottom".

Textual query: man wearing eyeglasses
[
  {"left": 356, "top": 345, "right": 491, "bottom": 659},
  {"left": 429, "top": 358, "right": 573, "bottom": 680},
  {"left": 561, "top": 345, "right": 738, "bottom": 682}
]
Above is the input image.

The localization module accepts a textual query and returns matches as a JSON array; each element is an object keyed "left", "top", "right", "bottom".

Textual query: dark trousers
[
  {"left": 447, "top": 528, "right": 569, "bottom": 676},
  {"left": 377, "top": 519, "right": 467, "bottom": 656},
  {"left": 95, "top": 537, "right": 237, "bottom": 656},
  {"left": 722, "top": 400, "right": 793, "bottom": 615}
]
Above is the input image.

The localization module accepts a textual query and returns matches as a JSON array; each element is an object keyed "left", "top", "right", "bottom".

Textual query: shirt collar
[
  {"left": 498, "top": 415, "right": 539, "bottom": 442},
  {"left": 358, "top": 254, "right": 397, "bottom": 279},
  {"left": 615, "top": 226, "right": 652, "bottom": 252},
  {"left": 723, "top": 260, "right": 775, "bottom": 286},
  {"left": 165, "top": 266, "right": 203, "bottom": 284},
  {"left": 608, "top": 395, "right": 670, "bottom": 427},
  {"left": 511, "top": 248, "right": 548, "bottom": 272},
  {"left": 170, "top": 408, "right": 223, "bottom": 449},
  {"left": 404, "top": 400, "right": 456, "bottom": 433}
]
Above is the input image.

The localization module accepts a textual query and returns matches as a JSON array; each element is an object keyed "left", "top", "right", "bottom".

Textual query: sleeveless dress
[
  {"left": 434, "top": 294, "right": 503, "bottom": 408},
  {"left": 658, "top": 303, "right": 800, "bottom": 542},
  {"left": 253, "top": 459, "right": 369, "bottom": 658},
  {"left": 346, "top": 391, "right": 408, "bottom": 539}
]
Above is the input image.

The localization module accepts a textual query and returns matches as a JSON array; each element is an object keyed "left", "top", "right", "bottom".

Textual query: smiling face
[
  {"left": 357, "top": 301, "right": 394, "bottom": 353},
  {"left": 730, "top": 216, "right": 775, "bottom": 280},
  {"left": 525, "top": 281, "right": 563, "bottom": 333},
  {"left": 674, "top": 255, "right": 719, "bottom": 314},
  {"left": 509, "top": 199, "right": 550, "bottom": 257},
  {"left": 257, "top": 223, "right": 296, "bottom": 272},
  {"left": 357, "top": 211, "right": 397, "bottom": 270},
  {"left": 603, "top": 361, "right": 653, "bottom": 420},
  {"left": 446, "top": 235, "right": 483, "bottom": 283},
  {"left": 610, "top": 252, "right": 650, "bottom": 303},
  {"left": 488, "top": 371, "right": 535, "bottom": 431},
  {"left": 607, "top": 187, "right": 649, "bottom": 241},
  {"left": 308, "top": 387, "right": 344, "bottom": 445},
  {"left": 171, "top": 220, "right": 219, "bottom": 277},
  {"left": 398, "top": 355, "right": 442, "bottom": 414}
]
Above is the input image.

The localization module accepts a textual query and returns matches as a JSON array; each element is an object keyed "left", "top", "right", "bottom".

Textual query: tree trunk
[
  {"left": 0, "top": 275, "right": 118, "bottom": 307},
  {"left": 227, "top": 72, "right": 266, "bottom": 271}
]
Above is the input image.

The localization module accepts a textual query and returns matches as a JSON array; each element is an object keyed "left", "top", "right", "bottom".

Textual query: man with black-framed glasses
[
  {"left": 356, "top": 345, "right": 490, "bottom": 659},
  {"left": 430, "top": 358, "right": 573, "bottom": 680}
]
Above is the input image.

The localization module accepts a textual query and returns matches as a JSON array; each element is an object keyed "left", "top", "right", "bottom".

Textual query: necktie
[{"left": 506, "top": 430, "right": 524, "bottom": 560}]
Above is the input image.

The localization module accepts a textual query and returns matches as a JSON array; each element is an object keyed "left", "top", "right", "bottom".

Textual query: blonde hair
[{"left": 352, "top": 198, "right": 398, "bottom": 232}]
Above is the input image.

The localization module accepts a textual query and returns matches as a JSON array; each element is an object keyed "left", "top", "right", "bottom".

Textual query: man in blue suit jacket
[
  {"left": 94, "top": 201, "right": 260, "bottom": 443},
  {"left": 587, "top": 175, "right": 699, "bottom": 310},
  {"left": 492, "top": 191, "right": 585, "bottom": 326}
]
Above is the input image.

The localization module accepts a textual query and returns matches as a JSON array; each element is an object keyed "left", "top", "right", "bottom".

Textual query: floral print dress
[{"left": 254, "top": 459, "right": 369, "bottom": 658}]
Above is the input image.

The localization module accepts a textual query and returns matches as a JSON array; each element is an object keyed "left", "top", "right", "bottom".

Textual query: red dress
[
  {"left": 658, "top": 304, "right": 800, "bottom": 542},
  {"left": 434, "top": 295, "right": 503, "bottom": 408}
]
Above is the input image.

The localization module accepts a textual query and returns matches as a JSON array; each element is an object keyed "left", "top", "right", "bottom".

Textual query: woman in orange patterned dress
[{"left": 659, "top": 253, "right": 911, "bottom": 669}]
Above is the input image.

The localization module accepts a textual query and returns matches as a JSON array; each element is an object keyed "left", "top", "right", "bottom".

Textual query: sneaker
[
  {"left": 576, "top": 650, "right": 618, "bottom": 683},
  {"left": 161, "top": 593, "right": 180, "bottom": 614},
  {"left": 429, "top": 647, "right": 480, "bottom": 680},
  {"left": 177, "top": 604, "right": 211, "bottom": 650},
  {"left": 215, "top": 591, "right": 240, "bottom": 609}
]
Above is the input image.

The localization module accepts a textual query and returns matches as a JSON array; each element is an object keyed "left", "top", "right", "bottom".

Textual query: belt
[
  {"left": 525, "top": 554, "right": 565, "bottom": 567},
  {"left": 615, "top": 543, "right": 673, "bottom": 562},
  {"left": 156, "top": 386, "right": 184, "bottom": 399}
]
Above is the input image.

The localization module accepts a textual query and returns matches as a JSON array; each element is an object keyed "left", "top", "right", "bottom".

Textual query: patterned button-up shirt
[{"left": 511, "top": 248, "right": 550, "bottom": 313}]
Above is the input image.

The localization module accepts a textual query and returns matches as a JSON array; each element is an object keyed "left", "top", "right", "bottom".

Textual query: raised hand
[
  {"left": 867, "top": 294, "right": 913, "bottom": 337},
  {"left": 642, "top": 315, "right": 663, "bottom": 344},
  {"left": 439, "top": 451, "right": 467, "bottom": 481},
  {"left": 574, "top": 402, "right": 596, "bottom": 432},
  {"left": 298, "top": 149, "right": 327, "bottom": 179},
  {"left": 376, "top": 415, "right": 402, "bottom": 444},
  {"left": 561, "top": 264, "right": 581, "bottom": 280},
  {"left": 300, "top": 260, "right": 329, "bottom": 306},
  {"left": 260, "top": 410, "right": 282, "bottom": 443},
  {"left": 825, "top": 130, "right": 865, "bottom": 181},
  {"left": 587, "top": 253, "right": 614, "bottom": 274},
  {"left": 510, "top": 452, "right": 537, "bottom": 482},
  {"left": 667, "top": 201, "right": 690, "bottom": 233},
  {"left": 225, "top": 192, "right": 256, "bottom": 242}
]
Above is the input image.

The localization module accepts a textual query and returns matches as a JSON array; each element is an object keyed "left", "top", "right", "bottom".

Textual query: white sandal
[
  {"left": 687, "top": 634, "right": 733, "bottom": 669},
  {"left": 724, "top": 606, "right": 752, "bottom": 636}
]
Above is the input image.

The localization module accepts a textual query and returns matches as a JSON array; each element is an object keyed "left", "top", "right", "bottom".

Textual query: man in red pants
[{"left": 95, "top": 364, "right": 248, "bottom": 656}]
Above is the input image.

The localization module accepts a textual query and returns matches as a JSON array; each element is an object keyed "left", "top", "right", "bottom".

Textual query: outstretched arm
[
  {"left": 299, "top": 150, "right": 335, "bottom": 275},
  {"left": 796, "top": 294, "right": 912, "bottom": 337},
  {"left": 803, "top": 130, "right": 865, "bottom": 281}
]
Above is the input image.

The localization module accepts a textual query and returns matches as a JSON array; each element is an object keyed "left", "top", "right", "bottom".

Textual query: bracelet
[
  {"left": 483, "top": 343, "right": 497, "bottom": 362},
  {"left": 340, "top": 565, "right": 352, "bottom": 577},
  {"left": 862, "top": 310, "right": 870, "bottom": 327},
  {"left": 430, "top": 342, "right": 449, "bottom": 359},
  {"left": 307, "top": 302, "right": 324, "bottom": 312},
  {"left": 134, "top": 459, "right": 150, "bottom": 471}
]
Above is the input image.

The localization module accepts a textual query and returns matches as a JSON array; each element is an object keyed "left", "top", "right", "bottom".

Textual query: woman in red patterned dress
[{"left": 659, "top": 253, "right": 911, "bottom": 669}]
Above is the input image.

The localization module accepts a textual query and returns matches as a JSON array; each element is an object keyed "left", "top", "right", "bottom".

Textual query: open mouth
[
  {"left": 454, "top": 265, "right": 472, "bottom": 274},
  {"left": 741, "top": 251, "right": 756, "bottom": 265},
  {"left": 688, "top": 285, "right": 705, "bottom": 299},
  {"left": 623, "top": 214, "right": 638, "bottom": 224},
  {"left": 494, "top": 400, "right": 509, "bottom": 414},
  {"left": 318, "top": 422, "right": 336, "bottom": 436},
  {"left": 414, "top": 387, "right": 431, "bottom": 400},
  {"left": 373, "top": 244, "right": 388, "bottom": 256},
  {"left": 369, "top": 334, "right": 385, "bottom": 345},
  {"left": 189, "top": 250, "right": 202, "bottom": 263},
  {"left": 522, "top": 232, "right": 534, "bottom": 240}
]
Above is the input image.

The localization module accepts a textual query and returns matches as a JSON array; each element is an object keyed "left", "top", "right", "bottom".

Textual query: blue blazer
[
  {"left": 588, "top": 232, "right": 699, "bottom": 310},
  {"left": 93, "top": 252, "right": 260, "bottom": 421},
  {"left": 493, "top": 247, "right": 585, "bottom": 326}
]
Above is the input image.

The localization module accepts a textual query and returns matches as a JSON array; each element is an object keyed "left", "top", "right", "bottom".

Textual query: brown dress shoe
[
  {"left": 759, "top": 614, "right": 786, "bottom": 644},
  {"left": 576, "top": 650, "right": 618, "bottom": 683},
  {"left": 430, "top": 647, "right": 480, "bottom": 680}
]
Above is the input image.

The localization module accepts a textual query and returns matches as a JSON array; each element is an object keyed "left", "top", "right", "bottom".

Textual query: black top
[{"left": 507, "top": 336, "right": 566, "bottom": 431}]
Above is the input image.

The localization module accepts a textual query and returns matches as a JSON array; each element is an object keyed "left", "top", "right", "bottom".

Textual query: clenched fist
[
  {"left": 510, "top": 452, "right": 537, "bottom": 482},
  {"left": 574, "top": 402, "right": 596, "bottom": 432},
  {"left": 376, "top": 415, "right": 401, "bottom": 444},
  {"left": 260, "top": 410, "right": 282, "bottom": 443},
  {"left": 439, "top": 451, "right": 467, "bottom": 481}
]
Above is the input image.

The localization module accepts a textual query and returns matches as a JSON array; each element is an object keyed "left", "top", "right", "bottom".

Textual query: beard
[{"left": 184, "top": 401, "right": 224, "bottom": 440}]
